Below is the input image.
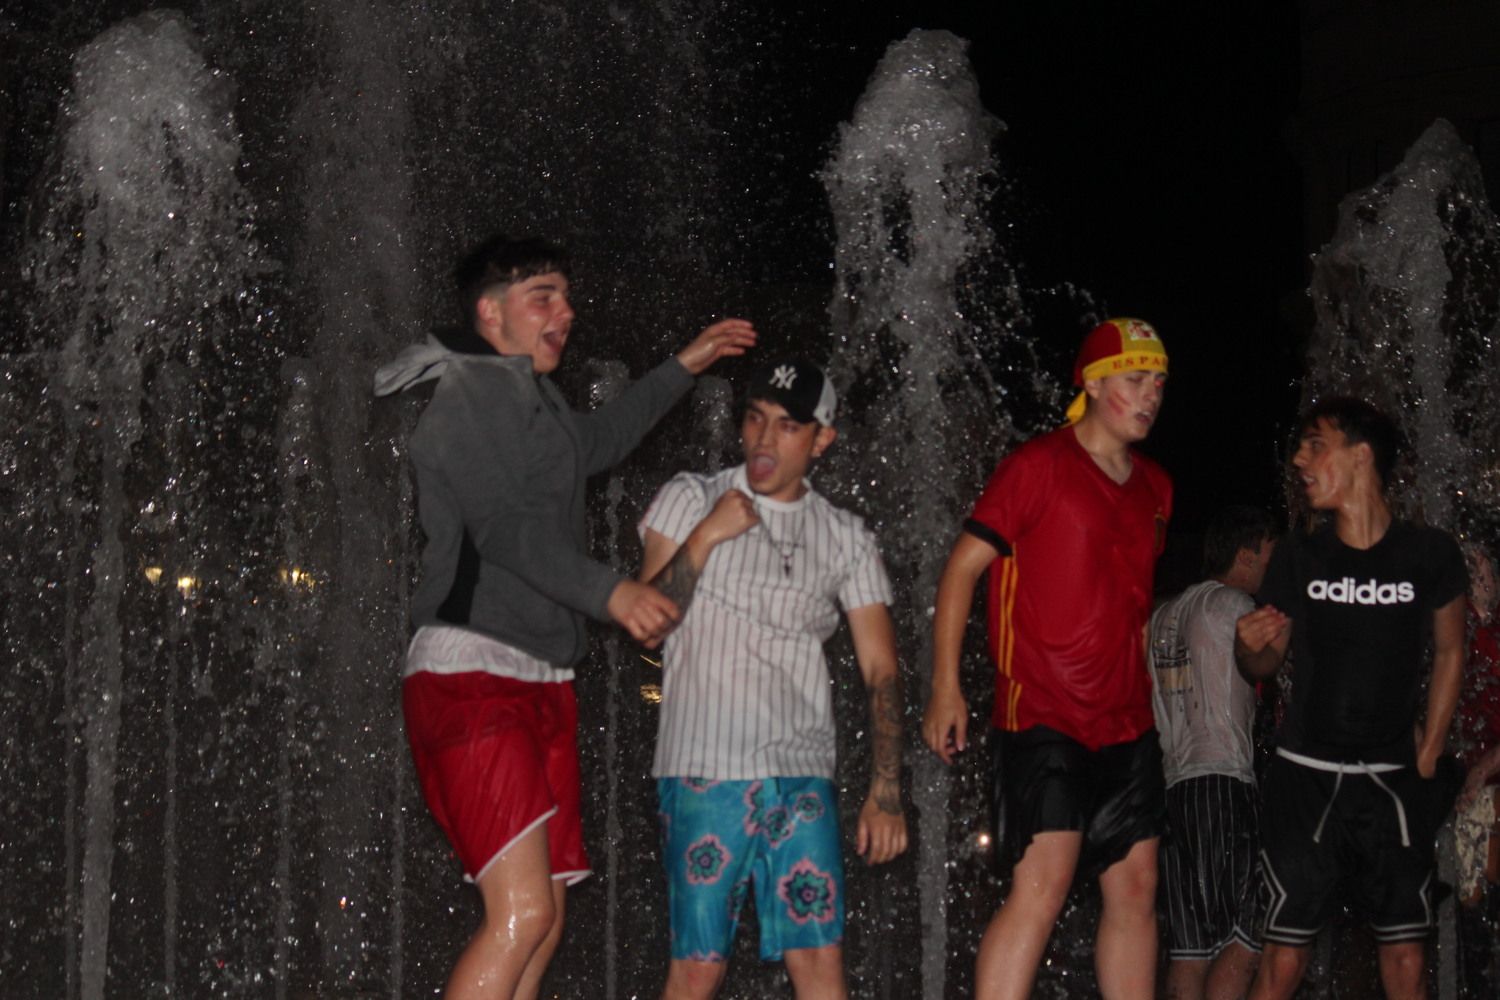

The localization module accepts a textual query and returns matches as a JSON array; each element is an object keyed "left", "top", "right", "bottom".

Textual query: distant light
[
  {"left": 975, "top": 832, "right": 992, "bottom": 849},
  {"left": 280, "top": 566, "right": 318, "bottom": 590},
  {"left": 176, "top": 576, "right": 197, "bottom": 595},
  {"left": 143, "top": 566, "right": 163, "bottom": 585},
  {"left": 640, "top": 684, "right": 662, "bottom": 705}
]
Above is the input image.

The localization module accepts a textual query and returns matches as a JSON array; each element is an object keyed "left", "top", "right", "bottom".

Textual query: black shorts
[
  {"left": 1162, "top": 774, "right": 1263, "bottom": 960},
  {"left": 1259, "top": 751, "right": 1454, "bottom": 946},
  {"left": 992, "top": 725, "right": 1166, "bottom": 880}
]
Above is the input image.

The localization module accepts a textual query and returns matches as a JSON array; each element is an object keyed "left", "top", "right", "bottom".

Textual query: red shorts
[{"left": 403, "top": 670, "right": 590, "bottom": 884}]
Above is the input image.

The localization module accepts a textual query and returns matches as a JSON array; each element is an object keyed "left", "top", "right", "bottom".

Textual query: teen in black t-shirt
[{"left": 1235, "top": 397, "right": 1466, "bottom": 1000}]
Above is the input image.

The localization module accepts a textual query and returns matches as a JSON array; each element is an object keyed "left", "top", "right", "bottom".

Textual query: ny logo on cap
[{"left": 770, "top": 365, "right": 798, "bottom": 390}]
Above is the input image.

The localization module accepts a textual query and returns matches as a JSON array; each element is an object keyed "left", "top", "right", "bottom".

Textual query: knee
[
  {"left": 1005, "top": 833, "right": 1084, "bottom": 922},
  {"left": 663, "top": 958, "right": 728, "bottom": 1000},
  {"left": 1116, "top": 863, "right": 1157, "bottom": 904},
  {"left": 1257, "top": 944, "right": 1309, "bottom": 992},
  {"left": 1102, "top": 848, "right": 1158, "bottom": 913},
  {"left": 1377, "top": 942, "right": 1425, "bottom": 991},
  {"left": 783, "top": 943, "right": 844, "bottom": 981},
  {"left": 1005, "top": 872, "right": 1073, "bottom": 922},
  {"left": 482, "top": 889, "right": 559, "bottom": 953}
]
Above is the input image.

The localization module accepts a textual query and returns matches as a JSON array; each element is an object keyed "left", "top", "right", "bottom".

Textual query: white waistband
[
  {"left": 1277, "top": 747, "right": 1410, "bottom": 846},
  {"left": 1276, "top": 747, "right": 1403, "bottom": 774}
]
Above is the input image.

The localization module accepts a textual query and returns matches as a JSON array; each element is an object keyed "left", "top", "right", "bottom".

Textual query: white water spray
[
  {"left": 824, "top": 29, "right": 1019, "bottom": 999},
  {"left": 26, "top": 11, "right": 264, "bottom": 997}
]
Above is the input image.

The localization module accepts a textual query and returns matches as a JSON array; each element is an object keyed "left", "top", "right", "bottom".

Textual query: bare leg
[
  {"left": 446, "top": 822, "right": 558, "bottom": 1000},
  {"left": 1096, "top": 837, "right": 1158, "bottom": 1000},
  {"left": 1164, "top": 958, "right": 1208, "bottom": 1000},
  {"left": 513, "top": 878, "right": 566, "bottom": 1000},
  {"left": 784, "top": 943, "right": 847, "bottom": 1000},
  {"left": 974, "top": 831, "right": 1082, "bottom": 1000},
  {"left": 1376, "top": 940, "right": 1427, "bottom": 1000},
  {"left": 1204, "top": 941, "right": 1259, "bottom": 1000},
  {"left": 661, "top": 958, "right": 728, "bottom": 1000},
  {"left": 1248, "top": 942, "right": 1309, "bottom": 1000}
]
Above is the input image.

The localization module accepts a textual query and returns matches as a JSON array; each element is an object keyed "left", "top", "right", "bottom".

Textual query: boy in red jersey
[{"left": 922, "top": 318, "right": 1172, "bottom": 1000}]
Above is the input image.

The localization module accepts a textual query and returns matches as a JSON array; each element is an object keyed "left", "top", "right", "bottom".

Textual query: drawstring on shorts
[{"left": 1276, "top": 747, "right": 1410, "bottom": 848}]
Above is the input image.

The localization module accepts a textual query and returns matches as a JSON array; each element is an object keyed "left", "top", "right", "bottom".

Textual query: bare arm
[
  {"left": 921, "top": 531, "right": 1000, "bottom": 764},
  {"left": 1235, "top": 605, "right": 1292, "bottom": 682},
  {"left": 848, "top": 602, "right": 908, "bottom": 865},
  {"left": 1416, "top": 595, "right": 1467, "bottom": 777},
  {"left": 639, "top": 490, "right": 758, "bottom": 617}
]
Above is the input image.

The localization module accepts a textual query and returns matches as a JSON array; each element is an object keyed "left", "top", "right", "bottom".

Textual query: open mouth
[{"left": 748, "top": 453, "right": 777, "bottom": 479}]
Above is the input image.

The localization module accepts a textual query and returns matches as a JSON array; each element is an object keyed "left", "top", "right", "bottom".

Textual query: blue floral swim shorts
[{"left": 657, "top": 776, "right": 844, "bottom": 962}]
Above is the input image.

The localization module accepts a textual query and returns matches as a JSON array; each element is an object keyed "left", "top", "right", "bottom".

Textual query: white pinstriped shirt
[{"left": 640, "top": 465, "right": 892, "bottom": 780}]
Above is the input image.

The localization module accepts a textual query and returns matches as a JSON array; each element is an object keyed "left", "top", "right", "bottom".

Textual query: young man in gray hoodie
[{"left": 377, "top": 235, "right": 754, "bottom": 1000}]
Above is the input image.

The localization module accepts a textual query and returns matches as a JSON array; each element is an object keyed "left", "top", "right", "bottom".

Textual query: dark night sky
[{"left": 755, "top": 3, "right": 1310, "bottom": 577}]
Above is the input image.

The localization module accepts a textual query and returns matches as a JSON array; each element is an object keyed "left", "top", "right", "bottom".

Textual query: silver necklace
[{"left": 755, "top": 499, "right": 806, "bottom": 577}]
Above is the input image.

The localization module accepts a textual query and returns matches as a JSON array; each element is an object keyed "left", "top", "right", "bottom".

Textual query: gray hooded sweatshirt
[{"left": 377, "top": 339, "right": 693, "bottom": 668}]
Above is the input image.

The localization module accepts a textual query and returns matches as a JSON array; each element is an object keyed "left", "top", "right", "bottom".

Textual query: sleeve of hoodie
[
  {"left": 416, "top": 367, "right": 622, "bottom": 621},
  {"left": 572, "top": 357, "right": 695, "bottom": 476}
]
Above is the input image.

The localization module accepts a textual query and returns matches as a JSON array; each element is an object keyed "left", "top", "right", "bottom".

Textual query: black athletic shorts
[
  {"left": 992, "top": 725, "right": 1166, "bottom": 880},
  {"left": 1258, "top": 751, "right": 1456, "bottom": 946},
  {"left": 1162, "top": 774, "right": 1263, "bottom": 960}
]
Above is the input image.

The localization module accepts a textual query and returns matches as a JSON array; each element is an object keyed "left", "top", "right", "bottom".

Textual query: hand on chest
[{"left": 699, "top": 506, "right": 842, "bottom": 627}]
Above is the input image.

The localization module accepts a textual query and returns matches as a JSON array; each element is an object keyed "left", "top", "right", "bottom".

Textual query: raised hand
[{"left": 675, "top": 318, "right": 757, "bottom": 375}]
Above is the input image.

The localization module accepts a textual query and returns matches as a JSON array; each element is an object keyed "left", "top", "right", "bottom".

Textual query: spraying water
[
  {"left": 1304, "top": 118, "right": 1500, "bottom": 533},
  {"left": 18, "top": 10, "right": 272, "bottom": 997},
  {"left": 823, "top": 28, "right": 1056, "bottom": 998}
]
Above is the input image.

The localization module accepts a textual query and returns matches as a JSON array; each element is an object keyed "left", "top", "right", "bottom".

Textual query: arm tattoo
[
  {"left": 650, "top": 544, "right": 702, "bottom": 613},
  {"left": 868, "top": 673, "right": 903, "bottom": 814}
]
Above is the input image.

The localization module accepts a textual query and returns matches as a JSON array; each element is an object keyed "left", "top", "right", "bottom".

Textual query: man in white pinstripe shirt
[{"left": 638, "top": 358, "right": 907, "bottom": 999}]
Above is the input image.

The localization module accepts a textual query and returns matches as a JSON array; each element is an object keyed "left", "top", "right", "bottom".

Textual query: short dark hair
[
  {"left": 1298, "top": 395, "right": 1400, "bottom": 488},
  {"left": 1203, "top": 505, "right": 1275, "bottom": 577},
  {"left": 454, "top": 235, "right": 570, "bottom": 325}
]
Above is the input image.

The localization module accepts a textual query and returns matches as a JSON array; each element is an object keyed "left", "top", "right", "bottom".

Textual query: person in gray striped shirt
[
  {"left": 638, "top": 358, "right": 907, "bottom": 999},
  {"left": 1149, "top": 506, "right": 1275, "bottom": 1000}
]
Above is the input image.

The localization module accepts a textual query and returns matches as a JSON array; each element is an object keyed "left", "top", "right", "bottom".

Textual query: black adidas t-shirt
[{"left": 1259, "top": 520, "right": 1467, "bottom": 764}]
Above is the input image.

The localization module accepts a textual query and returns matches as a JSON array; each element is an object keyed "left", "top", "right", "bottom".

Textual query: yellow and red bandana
[{"left": 1065, "top": 318, "right": 1168, "bottom": 424}]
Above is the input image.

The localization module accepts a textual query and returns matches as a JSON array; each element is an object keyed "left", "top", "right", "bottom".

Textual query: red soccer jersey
[{"left": 967, "top": 426, "right": 1171, "bottom": 749}]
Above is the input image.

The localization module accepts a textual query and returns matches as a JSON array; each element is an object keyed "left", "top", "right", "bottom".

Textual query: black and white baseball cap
[{"left": 744, "top": 357, "right": 837, "bottom": 427}]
